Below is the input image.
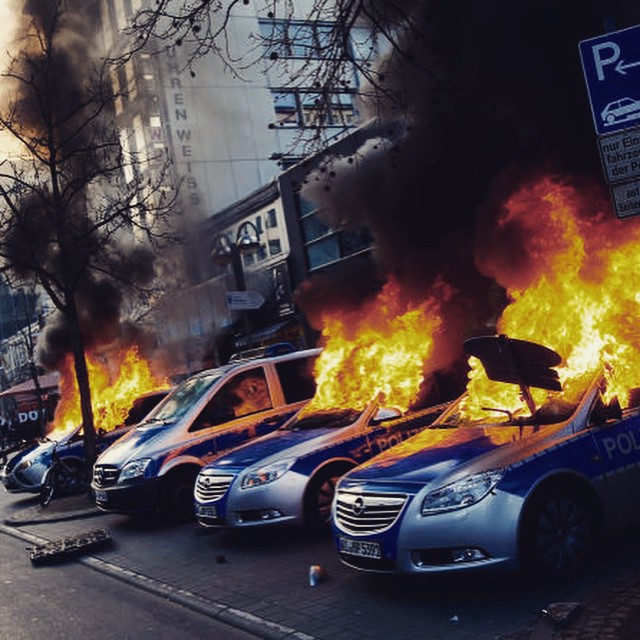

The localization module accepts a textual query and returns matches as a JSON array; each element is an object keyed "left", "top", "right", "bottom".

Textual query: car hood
[
  {"left": 95, "top": 422, "right": 170, "bottom": 466},
  {"left": 5, "top": 441, "right": 49, "bottom": 471},
  {"left": 342, "top": 423, "right": 560, "bottom": 488},
  {"left": 208, "top": 426, "right": 348, "bottom": 471}
]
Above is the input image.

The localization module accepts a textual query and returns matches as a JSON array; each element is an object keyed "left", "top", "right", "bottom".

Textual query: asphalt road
[{"left": 0, "top": 526, "right": 258, "bottom": 640}]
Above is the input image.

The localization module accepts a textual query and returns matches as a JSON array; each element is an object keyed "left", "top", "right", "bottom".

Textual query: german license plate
[
  {"left": 94, "top": 490, "right": 107, "bottom": 504},
  {"left": 196, "top": 504, "right": 218, "bottom": 518},
  {"left": 338, "top": 536, "right": 381, "bottom": 559}
]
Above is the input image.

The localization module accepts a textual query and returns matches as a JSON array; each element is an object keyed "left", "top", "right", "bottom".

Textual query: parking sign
[{"left": 579, "top": 24, "right": 640, "bottom": 136}]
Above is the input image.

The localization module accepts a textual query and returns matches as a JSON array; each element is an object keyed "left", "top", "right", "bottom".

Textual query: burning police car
[
  {"left": 92, "top": 348, "right": 320, "bottom": 520},
  {"left": 194, "top": 400, "right": 450, "bottom": 530},
  {"left": 332, "top": 335, "right": 640, "bottom": 579},
  {"left": 2, "top": 389, "right": 169, "bottom": 496}
]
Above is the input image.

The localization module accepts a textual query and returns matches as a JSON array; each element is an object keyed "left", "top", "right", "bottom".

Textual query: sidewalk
[{"left": 2, "top": 492, "right": 640, "bottom": 639}]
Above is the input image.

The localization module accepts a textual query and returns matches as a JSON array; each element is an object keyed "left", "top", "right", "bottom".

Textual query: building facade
[{"left": 98, "top": 0, "right": 379, "bottom": 370}]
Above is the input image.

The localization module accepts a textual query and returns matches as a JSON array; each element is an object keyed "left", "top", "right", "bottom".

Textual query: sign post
[
  {"left": 580, "top": 25, "right": 640, "bottom": 136},
  {"left": 580, "top": 24, "right": 640, "bottom": 219}
]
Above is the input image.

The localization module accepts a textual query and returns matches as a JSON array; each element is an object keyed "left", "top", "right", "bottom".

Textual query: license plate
[
  {"left": 338, "top": 536, "right": 381, "bottom": 559},
  {"left": 196, "top": 504, "right": 218, "bottom": 518},
  {"left": 94, "top": 490, "right": 107, "bottom": 504}
]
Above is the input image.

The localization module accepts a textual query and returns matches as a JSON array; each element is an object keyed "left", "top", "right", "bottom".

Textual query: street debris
[
  {"left": 28, "top": 528, "right": 111, "bottom": 565},
  {"left": 541, "top": 602, "right": 582, "bottom": 628},
  {"left": 449, "top": 615, "right": 460, "bottom": 623},
  {"left": 309, "top": 564, "right": 328, "bottom": 586}
]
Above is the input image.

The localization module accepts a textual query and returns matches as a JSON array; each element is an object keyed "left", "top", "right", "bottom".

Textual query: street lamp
[
  {"left": 211, "top": 221, "right": 262, "bottom": 291},
  {"left": 211, "top": 221, "right": 262, "bottom": 350}
]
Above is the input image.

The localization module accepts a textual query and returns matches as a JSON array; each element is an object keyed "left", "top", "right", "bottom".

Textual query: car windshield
[
  {"left": 434, "top": 393, "right": 580, "bottom": 428},
  {"left": 143, "top": 373, "right": 223, "bottom": 424},
  {"left": 283, "top": 408, "right": 362, "bottom": 431}
]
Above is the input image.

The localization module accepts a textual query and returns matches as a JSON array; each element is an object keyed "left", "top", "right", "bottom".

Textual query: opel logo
[{"left": 352, "top": 496, "right": 365, "bottom": 517}]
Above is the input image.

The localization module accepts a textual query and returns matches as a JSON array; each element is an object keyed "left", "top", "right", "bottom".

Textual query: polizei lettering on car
[{"left": 194, "top": 401, "right": 450, "bottom": 530}]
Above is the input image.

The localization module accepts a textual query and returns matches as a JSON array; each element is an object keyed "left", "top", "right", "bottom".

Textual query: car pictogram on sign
[{"left": 601, "top": 97, "right": 640, "bottom": 126}]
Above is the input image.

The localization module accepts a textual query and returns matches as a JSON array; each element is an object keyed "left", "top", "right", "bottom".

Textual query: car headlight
[
  {"left": 241, "top": 458, "right": 296, "bottom": 489},
  {"left": 421, "top": 469, "right": 504, "bottom": 515},
  {"left": 15, "top": 460, "right": 34, "bottom": 473},
  {"left": 119, "top": 458, "right": 152, "bottom": 482}
]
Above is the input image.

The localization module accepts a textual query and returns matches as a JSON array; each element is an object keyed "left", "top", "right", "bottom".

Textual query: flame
[
  {"left": 307, "top": 277, "right": 446, "bottom": 413},
  {"left": 50, "top": 347, "right": 170, "bottom": 438},
  {"left": 465, "top": 175, "right": 640, "bottom": 418}
]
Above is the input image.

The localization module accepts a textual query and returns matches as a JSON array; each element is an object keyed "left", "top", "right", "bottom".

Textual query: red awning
[{"left": 0, "top": 372, "right": 60, "bottom": 399}]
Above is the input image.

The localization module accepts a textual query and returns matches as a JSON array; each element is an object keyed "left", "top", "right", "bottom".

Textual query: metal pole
[{"left": 230, "top": 247, "right": 251, "bottom": 348}]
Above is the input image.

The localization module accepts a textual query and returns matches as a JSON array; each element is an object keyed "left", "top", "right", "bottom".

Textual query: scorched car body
[
  {"left": 194, "top": 400, "right": 450, "bottom": 530},
  {"left": 332, "top": 336, "right": 640, "bottom": 579}
]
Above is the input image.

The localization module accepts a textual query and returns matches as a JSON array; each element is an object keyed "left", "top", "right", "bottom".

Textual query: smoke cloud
[
  {"left": 5, "top": 1, "right": 161, "bottom": 370},
  {"left": 298, "top": 0, "right": 640, "bottom": 370}
]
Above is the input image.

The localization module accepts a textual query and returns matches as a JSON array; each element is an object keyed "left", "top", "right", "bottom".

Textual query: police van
[{"left": 91, "top": 348, "right": 320, "bottom": 519}]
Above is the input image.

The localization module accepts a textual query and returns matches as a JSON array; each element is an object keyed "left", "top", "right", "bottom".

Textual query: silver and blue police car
[
  {"left": 332, "top": 335, "right": 640, "bottom": 579},
  {"left": 194, "top": 400, "right": 451, "bottom": 530},
  {"left": 2, "top": 389, "right": 169, "bottom": 496}
]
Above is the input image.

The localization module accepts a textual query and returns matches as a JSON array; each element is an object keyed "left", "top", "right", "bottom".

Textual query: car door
[
  {"left": 182, "top": 365, "right": 299, "bottom": 464},
  {"left": 585, "top": 390, "right": 640, "bottom": 528}
]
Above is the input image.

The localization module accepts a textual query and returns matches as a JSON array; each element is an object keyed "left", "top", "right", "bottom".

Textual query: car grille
[
  {"left": 93, "top": 465, "right": 120, "bottom": 488},
  {"left": 194, "top": 472, "right": 235, "bottom": 502},
  {"left": 334, "top": 490, "right": 408, "bottom": 534}
]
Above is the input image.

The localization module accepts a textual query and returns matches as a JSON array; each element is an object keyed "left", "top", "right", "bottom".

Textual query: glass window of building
[
  {"left": 273, "top": 91, "right": 299, "bottom": 126},
  {"left": 268, "top": 239, "right": 282, "bottom": 256},
  {"left": 266, "top": 208, "right": 278, "bottom": 228}
]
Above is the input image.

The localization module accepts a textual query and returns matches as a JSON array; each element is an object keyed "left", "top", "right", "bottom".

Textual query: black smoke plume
[
  {"left": 9, "top": 1, "right": 160, "bottom": 369},
  {"left": 298, "top": 0, "right": 640, "bottom": 370}
]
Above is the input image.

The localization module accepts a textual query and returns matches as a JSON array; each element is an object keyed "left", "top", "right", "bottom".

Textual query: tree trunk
[{"left": 67, "top": 313, "right": 96, "bottom": 481}]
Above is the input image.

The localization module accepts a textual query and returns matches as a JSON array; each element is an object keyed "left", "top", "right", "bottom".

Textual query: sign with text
[
  {"left": 598, "top": 126, "right": 640, "bottom": 183},
  {"left": 225, "top": 290, "right": 265, "bottom": 310},
  {"left": 611, "top": 179, "right": 640, "bottom": 219},
  {"left": 579, "top": 24, "right": 640, "bottom": 135}
]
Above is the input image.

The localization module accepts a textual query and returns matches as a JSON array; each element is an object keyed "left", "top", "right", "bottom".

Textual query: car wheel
[
  {"left": 161, "top": 469, "right": 198, "bottom": 522},
  {"left": 55, "top": 460, "right": 88, "bottom": 496},
  {"left": 39, "top": 473, "right": 55, "bottom": 507},
  {"left": 520, "top": 486, "right": 597, "bottom": 580},
  {"left": 304, "top": 466, "right": 349, "bottom": 531}
]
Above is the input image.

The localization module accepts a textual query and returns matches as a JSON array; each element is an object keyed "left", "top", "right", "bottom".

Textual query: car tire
[
  {"left": 520, "top": 485, "right": 597, "bottom": 580},
  {"left": 161, "top": 468, "right": 198, "bottom": 522},
  {"left": 304, "top": 466, "right": 351, "bottom": 532},
  {"left": 55, "top": 460, "right": 88, "bottom": 496},
  {"left": 39, "top": 473, "right": 55, "bottom": 507}
]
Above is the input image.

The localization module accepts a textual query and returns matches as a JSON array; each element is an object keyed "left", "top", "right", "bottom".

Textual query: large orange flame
[
  {"left": 465, "top": 176, "right": 640, "bottom": 418},
  {"left": 50, "top": 347, "right": 170, "bottom": 438},
  {"left": 307, "top": 278, "right": 446, "bottom": 413}
]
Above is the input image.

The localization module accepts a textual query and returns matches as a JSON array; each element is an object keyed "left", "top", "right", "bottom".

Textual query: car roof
[{"left": 189, "top": 347, "right": 322, "bottom": 380}]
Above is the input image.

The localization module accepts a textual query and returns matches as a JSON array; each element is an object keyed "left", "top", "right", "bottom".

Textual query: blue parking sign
[{"left": 579, "top": 24, "right": 640, "bottom": 136}]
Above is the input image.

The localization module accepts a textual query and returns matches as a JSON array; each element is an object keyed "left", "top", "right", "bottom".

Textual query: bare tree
[
  {"left": 124, "top": 0, "right": 424, "bottom": 151},
  {"left": 0, "top": 2, "right": 178, "bottom": 473}
]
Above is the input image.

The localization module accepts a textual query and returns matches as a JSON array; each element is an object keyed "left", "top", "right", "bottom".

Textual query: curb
[
  {"left": 3, "top": 508, "right": 104, "bottom": 526},
  {"left": 0, "top": 521, "right": 316, "bottom": 640}
]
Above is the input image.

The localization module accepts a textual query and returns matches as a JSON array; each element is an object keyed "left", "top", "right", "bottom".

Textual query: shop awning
[{"left": 0, "top": 372, "right": 60, "bottom": 399}]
